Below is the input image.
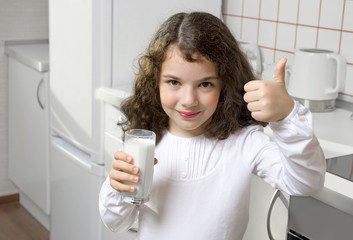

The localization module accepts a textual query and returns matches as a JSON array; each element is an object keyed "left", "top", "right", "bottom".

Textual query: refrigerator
[{"left": 49, "top": 0, "right": 222, "bottom": 239}]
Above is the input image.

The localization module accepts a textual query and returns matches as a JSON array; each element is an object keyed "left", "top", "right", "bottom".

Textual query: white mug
[{"left": 287, "top": 48, "right": 346, "bottom": 101}]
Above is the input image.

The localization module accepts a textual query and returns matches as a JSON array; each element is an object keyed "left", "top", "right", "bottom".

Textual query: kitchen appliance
[
  {"left": 49, "top": 0, "right": 222, "bottom": 239},
  {"left": 286, "top": 154, "right": 353, "bottom": 239},
  {"left": 287, "top": 48, "right": 346, "bottom": 112}
]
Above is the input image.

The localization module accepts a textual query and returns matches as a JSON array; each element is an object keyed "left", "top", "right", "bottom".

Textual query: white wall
[
  {"left": 224, "top": 0, "right": 353, "bottom": 103},
  {"left": 0, "top": 0, "right": 48, "bottom": 197}
]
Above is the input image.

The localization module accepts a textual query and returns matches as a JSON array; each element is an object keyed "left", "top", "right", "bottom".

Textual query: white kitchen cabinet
[{"left": 6, "top": 41, "right": 50, "bottom": 229}]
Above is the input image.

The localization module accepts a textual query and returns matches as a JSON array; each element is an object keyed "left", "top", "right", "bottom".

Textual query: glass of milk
[{"left": 122, "top": 129, "right": 156, "bottom": 204}]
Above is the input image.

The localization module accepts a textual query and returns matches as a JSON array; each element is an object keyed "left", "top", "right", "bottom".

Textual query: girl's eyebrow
[
  {"left": 161, "top": 74, "right": 220, "bottom": 81},
  {"left": 161, "top": 74, "right": 179, "bottom": 79}
]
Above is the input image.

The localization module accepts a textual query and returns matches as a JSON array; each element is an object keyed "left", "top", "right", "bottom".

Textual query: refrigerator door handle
[{"left": 51, "top": 135, "right": 104, "bottom": 176}]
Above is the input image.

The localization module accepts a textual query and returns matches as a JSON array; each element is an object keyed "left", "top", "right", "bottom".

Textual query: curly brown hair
[{"left": 119, "top": 12, "right": 267, "bottom": 143}]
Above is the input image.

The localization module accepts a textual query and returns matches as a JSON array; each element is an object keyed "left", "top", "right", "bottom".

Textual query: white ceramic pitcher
[{"left": 287, "top": 48, "right": 346, "bottom": 111}]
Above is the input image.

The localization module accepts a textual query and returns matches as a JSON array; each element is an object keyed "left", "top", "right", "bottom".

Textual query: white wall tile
[
  {"left": 276, "top": 23, "right": 296, "bottom": 52},
  {"left": 343, "top": 1, "right": 353, "bottom": 31},
  {"left": 258, "top": 20, "right": 276, "bottom": 48},
  {"left": 226, "top": 0, "right": 353, "bottom": 103},
  {"left": 295, "top": 25, "right": 317, "bottom": 49},
  {"left": 260, "top": 0, "right": 278, "bottom": 21},
  {"left": 298, "top": 0, "right": 320, "bottom": 26},
  {"left": 226, "top": 0, "right": 243, "bottom": 16},
  {"left": 241, "top": 18, "right": 258, "bottom": 43},
  {"left": 226, "top": 15, "right": 242, "bottom": 40},
  {"left": 243, "top": 0, "right": 260, "bottom": 18},
  {"left": 278, "top": 0, "right": 298, "bottom": 23},
  {"left": 319, "top": 0, "right": 344, "bottom": 29},
  {"left": 340, "top": 32, "right": 353, "bottom": 64},
  {"left": 317, "top": 29, "right": 341, "bottom": 52},
  {"left": 260, "top": 47, "right": 275, "bottom": 63}
]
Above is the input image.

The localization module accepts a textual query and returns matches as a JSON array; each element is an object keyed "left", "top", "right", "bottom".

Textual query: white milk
[{"left": 123, "top": 138, "right": 155, "bottom": 201}]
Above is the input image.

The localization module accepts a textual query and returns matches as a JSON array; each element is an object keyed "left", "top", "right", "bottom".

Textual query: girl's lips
[{"left": 177, "top": 111, "right": 201, "bottom": 119}]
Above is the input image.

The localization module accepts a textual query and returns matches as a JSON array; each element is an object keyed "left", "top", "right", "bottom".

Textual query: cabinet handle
[
  {"left": 267, "top": 189, "right": 289, "bottom": 240},
  {"left": 37, "top": 78, "right": 44, "bottom": 110}
]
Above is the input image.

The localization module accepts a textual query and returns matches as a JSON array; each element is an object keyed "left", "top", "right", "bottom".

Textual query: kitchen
[{"left": 1, "top": 0, "right": 353, "bottom": 239}]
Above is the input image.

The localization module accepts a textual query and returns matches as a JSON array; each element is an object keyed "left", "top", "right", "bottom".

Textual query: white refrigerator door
[
  {"left": 50, "top": 136, "right": 105, "bottom": 240},
  {"left": 112, "top": 0, "right": 222, "bottom": 88},
  {"left": 49, "top": 0, "right": 105, "bottom": 164}
]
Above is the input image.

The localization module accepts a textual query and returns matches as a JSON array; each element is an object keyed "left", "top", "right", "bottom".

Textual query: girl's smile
[
  {"left": 177, "top": 111, "right": 201, "bottom": 119},
  {"left": 159, "top": 45, "right": 222, "bottom": 137}
]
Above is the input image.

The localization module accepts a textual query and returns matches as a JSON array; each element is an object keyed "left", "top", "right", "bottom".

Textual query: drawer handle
[{"left": 36, "top": 78, "right": 44, "bottom": 110}]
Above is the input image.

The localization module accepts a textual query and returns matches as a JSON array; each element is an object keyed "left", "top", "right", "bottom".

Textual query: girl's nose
[{"left": 180, "top": 87, "right": 198, "bottom": 107}]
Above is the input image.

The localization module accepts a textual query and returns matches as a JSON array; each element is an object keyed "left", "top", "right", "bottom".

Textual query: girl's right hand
[{"left": 109, "top": 151, "right": 140, "bottom": 193}]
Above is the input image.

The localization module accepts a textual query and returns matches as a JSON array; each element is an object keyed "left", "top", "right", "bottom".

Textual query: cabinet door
[
  {"left": 243, "top": 175, "right": 288, "bottom": 240},
  {"left": 8, "top": 58, "right": 49, "bottom": 214}
]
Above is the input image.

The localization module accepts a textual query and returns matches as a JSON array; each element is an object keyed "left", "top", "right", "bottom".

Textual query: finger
[
  {"left": 110, "top": 178, "right": 136, "bottom": 192},
  {"left": 251, "top": 111, "right": 272, "bottom": 122},
  {"left": 244, "top": 80, "right": 262, "bottom": 92},
  {"left": 114, "top": 151, "right": 133, "bottom": 163},
  {"left": 246, "top": 101, "right": 262, "bottom": 112},
  {"left": 244, "top": 91, "right": 261, "bottom": 103},
  {"left": 110, "top": 169, "right": 139, "bottom": 184},
  {"left": 111, "top": 159, "right": 139, "bottom": 175},
  {"left": 272, "top": 58, "right": 287, "bottom": 84}
]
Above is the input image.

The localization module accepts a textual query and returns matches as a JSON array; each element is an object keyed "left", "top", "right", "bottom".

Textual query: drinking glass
[{"left": 122, "top": 129, "right": 156, "bottom": 204}]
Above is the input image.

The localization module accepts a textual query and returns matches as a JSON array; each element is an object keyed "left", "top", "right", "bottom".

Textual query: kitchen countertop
[
  {"left": 5, "top": 39, "right": 49, "bottom": 72},
  {"left": 97, "top": 87, "right": 353, "bottom": 215}
]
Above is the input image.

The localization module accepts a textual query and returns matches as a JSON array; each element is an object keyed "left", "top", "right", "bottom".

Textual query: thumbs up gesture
[{"left": 243, "top": 58, "right": 294, "bottom": 122}]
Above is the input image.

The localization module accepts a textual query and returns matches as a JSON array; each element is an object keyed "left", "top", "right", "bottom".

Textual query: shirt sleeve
[
  {"left": 99, "top": 176, "right": 139, "bottom": 232},
  {"left": 251, "top": 101, "right": 326, "bottom": 196}
]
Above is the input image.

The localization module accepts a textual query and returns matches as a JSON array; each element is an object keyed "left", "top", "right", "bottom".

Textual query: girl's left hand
[{"left": 243, "top": 58, "right": 294, "bottom": 122}]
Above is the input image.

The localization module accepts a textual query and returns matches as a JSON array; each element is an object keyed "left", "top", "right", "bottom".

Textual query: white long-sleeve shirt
[{"left": 99, "top": 102, "right": 326, "bottom": 240}]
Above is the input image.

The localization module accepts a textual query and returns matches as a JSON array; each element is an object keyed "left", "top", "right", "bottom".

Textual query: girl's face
[{"left": 159, "top": 46, "right": 222, "bottom": 137}]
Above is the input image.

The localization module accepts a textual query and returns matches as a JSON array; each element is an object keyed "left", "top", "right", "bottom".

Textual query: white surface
[
  {"left": 243, "top": 175, "right": 288, "bottom": 240},
  {"left": 97, "top": 87, "right": 132, "bottom": 109},
  {"left": 19, "top": 190, "right": 50, "bottom": 230},
  {"left": 8, "top": 57, "right": 50, "bottom": 215},
  {"left": 312, "top": 108, "right": 353, "bottom": 147},
  {"left": 287, "top": 49, "right": 346, "bottom": 100},
  {"left": 112, "top": 0, "right": 222, "bottom": 88},
  {"left": 49, "top": 0, "right": 105, "bottom": 164},
  {"left": 5, "top": 40, "right": 49, "bottom": 72},
  {"left": 50, "top": 136, "right": 105, "bottom": 240},
  {"left": 49, "top": 1, "right": 112, "bottom": 239}
]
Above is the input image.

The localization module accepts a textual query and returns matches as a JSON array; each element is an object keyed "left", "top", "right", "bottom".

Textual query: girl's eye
[
  {"left": 200, "top": 82, "right": 212, "bottom": 88},
  {"left": 168, "top": 80, "right": 180, "bottom": 86}
]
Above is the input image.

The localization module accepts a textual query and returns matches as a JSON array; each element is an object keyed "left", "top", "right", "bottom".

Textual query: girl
[{"left": 99, "top": 12, "right": 325, "bottom": 240}]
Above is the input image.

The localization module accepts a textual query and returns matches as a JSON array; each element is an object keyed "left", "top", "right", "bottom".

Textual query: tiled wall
[
  {"left": 223, "top": 0, "right": 353, "bottom": 103},
  {"left": 0, "top": 0, "right": 48, "bottom": 197}
]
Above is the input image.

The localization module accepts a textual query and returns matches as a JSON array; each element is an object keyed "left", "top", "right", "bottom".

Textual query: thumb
[{"left": 272, "top": 58, "right": 287, "bottom": 84}]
